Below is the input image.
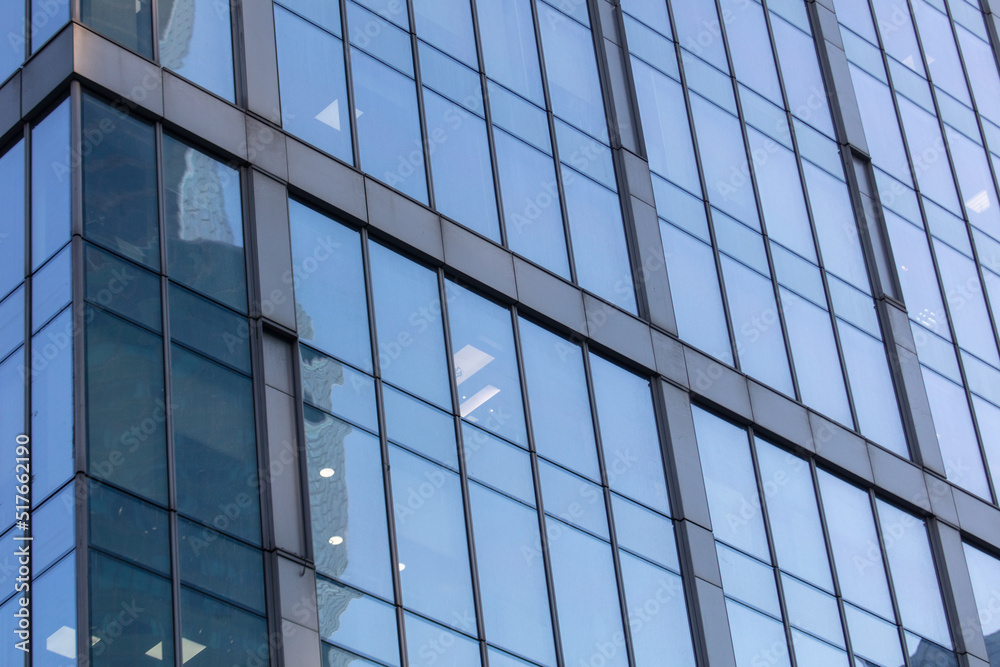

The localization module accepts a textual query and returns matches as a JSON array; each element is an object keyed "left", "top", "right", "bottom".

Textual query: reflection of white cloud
[
  {"left": 46, "top": 626, "right": 76, "bottom": 658},
  {"left": 453, "top": 345, "right": 494, "bottom": 386},
  {"left": 459, "top": 385, "right": 500, "bottom": 417},
  {"left": 967, "top": 190, "right": 991, "bottom": 214}
]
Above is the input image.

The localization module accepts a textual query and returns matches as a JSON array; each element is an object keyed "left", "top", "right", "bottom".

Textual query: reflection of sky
[{"left": 160, "top": 0, "right": 234, "bottom": 100}]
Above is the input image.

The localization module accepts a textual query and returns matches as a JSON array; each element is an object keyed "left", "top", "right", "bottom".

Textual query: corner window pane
[
  {"left": 88, "top": 480, "right": 170, "bottom": 575},
  {"left": 32, "top": 100, "right": 71, "bottom": 270},
  {"left": 34, "top": 554, "right": 77, "bottom": 667},
  {"left": 84, "top": 244, "right": 162, "bottom": 332},
  {"left": 159, "top": 0, "right": 235, "bottom": 101}
]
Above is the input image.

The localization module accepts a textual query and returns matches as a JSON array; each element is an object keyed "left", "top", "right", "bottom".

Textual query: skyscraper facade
[{"left": 3, "top": 0, "right": 1000, "bottom": 665}]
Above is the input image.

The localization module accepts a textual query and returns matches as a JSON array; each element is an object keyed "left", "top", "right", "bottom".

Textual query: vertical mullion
[
  {"left": 340, "top": 0, "right": 363, "bottom": 169},
  {"left": 868, "top": 490, "right": 916, "bottom": 666},
  {"left": 508, "top": 308, "right": 567, "bottom": 667}
]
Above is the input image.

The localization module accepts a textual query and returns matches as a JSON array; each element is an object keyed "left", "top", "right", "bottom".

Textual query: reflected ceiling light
[
  {"left": 182, "top": 638, "right": 207, "bottom": 663},
  {"left": 459, "top": 385, "right": 500, "bottom": 417},
  {"left": 967, "top": 190, "right": 991, "bottom": 214},
  {"left": 329, "top": 535, "right": 344, "bottom": 546},
  {"left": 398, "top": 563, "right": 406, "bottom": 571},
  {"left": 453, "top": 345, "right": 494, "bottom": 386},
  {"left": 903, "top": 55, "right": 916, "bottom": 68},
  {"left": 46, "top": 626, "right": 76, "bottom": 658},
  {"left": 320, "top": 468, "right": 335, "bottom": 478},
  {"left": 315, "top": 99, "right": 343, "bottom": 131},
  {"left": 146, "top": 642, "right": 164, "bottom": 660}
]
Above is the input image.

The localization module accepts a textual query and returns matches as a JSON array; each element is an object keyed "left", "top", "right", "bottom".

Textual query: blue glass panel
[
  {"left": 611, "top": 493, "right": 679, "bottom": 573},
  {"left": 32, "top": 244, "right": 71, "bottom": 332},
  {"left": 179, "top": 587, "right": 269, "bottom": 666},
  {"left": 405, "top": 613, "right": 482, "bottom": 667},
  {"left": 81, "top": 0, "right": 151, "bottom": 57},
  {"left": 353, "top": 0, "right": 408, "bottom": 29},
  {"left": 782, "top": 574, "right": 845, "bottom": 648},
  {"left": 169, "top": 284, "right": 251, "bottom": 374},
  {"left": 277, "top": 0, "right": 342, "bottom": 35},
  {"left": 717, "top": 542, "right": 781, "bottom": 618},
  {"left": 178, "top": 518, "right": 265, "bottom": 612},
  {"left": 488, "top": 81, "right": 551, "bottom": 153},
  {"left": 300, "top": 346, "right": 379, "bottom": 434},
  {"left": 0, "top": 352, "right": 24, "bottom": 534},
  {"left": 390, "top": 446, "right": 476, "bottom": 632},
  {"left": 719, "top": 0, "right": 781, "bottom": 102},
  {"left": 31, "top": 0, "right": 70, "bottom": 53},
  {"left": 348, "top": 1, "right": 413, "bottom": 76},
  {"left": 0, "top": 3, "right": 20, "bottom": 83},
  {"left": 922, "top": 367, "right": 991, "bottom": 499},
  {"left": 462, "top": 423, "right": 535, "bottom": 505},
  {"left": 317, "top": 578, "right": 401, "bottom": 666},
  {"left": 275, "top": 7, "right": 353, "bottom": 163},
  {"left": 539, "top": 460, "right": 609, "bottom": 539},
  {"left": 89, "top": 480, "right": 170, "bottom": 575},
  {"left": 671, "top": 2, "right": 728, "bottom": 71},
  {"left": 31, "top": 308, "right": 73, "bottom": 503},
  {"left": 84, "top": 244, "right": 162, "bottom": 333},
  {"left": 791, "top": 631, "right": 849, "bottom": 667},
  {"left": 771, "top": 15, "right": 834, "bottom": 136},
  {"left": 413, "top": 0, "right": 476, "bottom": 66},
  {"left": 621, "top": 0, "right": 671, "bottom": 39},
  {"left": 385, "top": 386, "right": 458, "bottom": 469},
  {"left": 619, "top": 553, "right": 694, "bottom": 667},
  {"left": 290, "top": 200, "right": 372, "bottom": 373},
  {"left": 519, "top": 318, "right": 599, "bottom": 479},
  {"left": 419, "top": 42, "right": 483, "bottom": 114},
  {"left": 33, "top": 485, "right": 74, "bottom": 574},
  {"left": 369, "top": 242, "right": 451, "bottom": 408},
  {"left": 726, "top": 600, "right": 791, "bottom": 667},
  {"left": 33, "top": 553, "right": 76, "bottom": 667},
  {"left": 32, "top": 100, "right": 71, "bottom": 270},
  {"left": 0, "top": 287, "right": 23, "bottom": 363},
  {"left": 476, "top": 0, "right": 545, "bottom": 104},
  {"left": 555, "top": 119, "right": 615, "bottom": 190},
  {"left": 305, "top": 406, "right": 392, "bottom": 598},
  {"left": 844, "top": 603, "right": 905, "bottom": 667},
  {"left": 353, "top": 49, "right": 428, "bottom": 202},
  {"left": 0, "top": 141, "right": 25, "bottom": 299},
  {"left": 158, "top": 0, "right": 235, "bottom": 101}
]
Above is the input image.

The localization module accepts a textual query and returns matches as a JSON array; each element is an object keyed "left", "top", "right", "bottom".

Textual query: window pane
[
  {"left": 844, "top": 603, "right": 905, "bottom": 667},
  {"left": 32, "top": 245, "right": 71, "bottom": 332},
  {"left": 179, "top": 587, "right": 268, "bottom": 667},
  {"left": 463, "top": 423, "right": 535, "bottom": 504},
  {"left": 0, "top": 288, "right": 23, "bottom": 363},
  {"left": 32, "top": 100, "right": 71, "bottom": 270},
  {"left": 317, "top": 578, "right": 401, "bottom": 666},
  {"left": 86, "top": 307, "right": 168, "bottom": 504},
  {"left": 163, "top": 135, "right": 246, "bottom": 311},
  {"left": 611, "top": 494, "right": 679, "bottom": 572},
  {"left": 301, "top": 346, "right": 379, "bottom": 433},
  {"left": 34, "top": 485, "right": 74, "bottom": 574},
  {"left": 369, "top": 242, "right": 450, "bottom": 407},
  {"left": 305, "top": 407, "right": 393, "bottom": 599},
  {"left": 275, "top": 7, "right": 353, "bottom": 162},
  {"left": 384, "top": 386, "right": 458, "bottom": 469},
  {"left": 172, "top": 345, "right": 260, "bottom": 544},
  {"left": 84, "top": 244, "right": 162, "bottom": 332},
  {"left": 32, "top": 308, "right": 74, "bottom": 503},
  {"left": 178, "top": 519, "right": 265, "bottom": 612},
  {"left": 159, "top": 0, "right": 235, "bottom": 101},
  {"left": 619, "top": 552, "right": 694, "bottom": 667},
  {"left": 352, "top": 49, "right": 428, "bottom": 203},
  {"left": 277, "top": 0, "right": 341, "bottom": 35},
  {"left": 81, "top": 0, "right": 153, "bottom": 57},
  {"left": 922, "top": 367, "right": 991, "bottom": 500},
  {"left": 720, "top": 0, "right": 781, "bottom": 102},
  {"left": 290, "top": 200, "right": 372, "bottom": 372},
  {"left": 169, "top": 284, "right": 250, "bottom": 374},
  {"left": 0, "top": 351, "right": 24, "bottom": 533},
  {"left": 476, "top": 0, "right": 544, "bottom": 104},
  {"left": 726, "top": 601, "right": 791, "bottom": 667},
  {"left": 405, "top": 612, "right": 482, "bottom": 667},
  {"left": 520, "top": 319, "right": 599, "bottom": 479},
  {"left": 34, "top": 554, "right": 77, "bottom": 667},
  {"left": 0, "top": 141, "right": 25, "bottom": 299},
  {"left": 717, "top": 543, "right": 781, "bottom": 618},
  {"left": 539, "top": 460, "right": 609, "bottom": 539},
  {"left": 89, "top": 480, "right": 170, "bottom": 575},
  {"left": 447, "top": 282, "right": 528, "bottom": 445},
  {"left": 782, "top": 574, "right": 845, "bottom": 649},
  {"left": 390, "top": 446, "right": 476, "bottom": 632},
  {"left": 413, "top": 0, "right": 476, "bottom": 66}
]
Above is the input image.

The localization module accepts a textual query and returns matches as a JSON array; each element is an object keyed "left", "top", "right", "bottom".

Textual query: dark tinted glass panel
[
  {"left": 81, "top": 0, "right": 153, "bottom": 57},
  {"left": 86, "top": 307, "right": 167, "bottom": 504},
  {"left": 89, "top": 480, "right": 170, "bottom": 574},
  {"left": 158, "top": 0, "right": 235, "bottom": 101},
  {"left": 89, "top": 551, "right": 173, "bottom": 666},
  {"left": 0, "top": 141, "right": 24, "bottom": 299},
  {"left": 169, "top": 283, "right": 250, "bottom": 374},
  {"left": 163, "top": 135, "right": 246, "bottom": 311},
  {"left": 84, "top": 244, "right": 162, "bottom": 331},
  {"left": 179, "top": 587, "right": 269, "bottom": 667},
  {"left": 32, "top": 100, "right": 71, "bottom": 270},
  {"left": 172, "top": 345, "right": 260, "bottom": 544},
  {"left": 178, "top": 519, "right": 265, "bottom": 612},
  {"left": 82, "top": 95, "right": 159, "bottom": 269}
]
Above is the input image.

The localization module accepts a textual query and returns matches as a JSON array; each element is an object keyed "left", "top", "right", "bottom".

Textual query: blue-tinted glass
[
  {"left": 0, "top": 287, "right": 23, "bottom": 362},
  {"left": 317, "top": 578, "right": 401, "bottom": 666},
  {"left": 405, "top": 613, "right": 482, "bottom": 667},
  {"left": 538, "top": 3, "right": 607, "bottom": 142},
  {"left": 0, "top": 598, "right": 20, "bottom": 667},
  {"left": 179, "top": 587, "right": 268, "bottom": 667},
  {"left": 631, "top": 58, "right": 700, "bottom": 196},
  {"left": 277, "top": 0, "right": 342, "bottom": 35},
  {"left": 419, "top": 41, "right": 483, "bottom": 114},
  {"left": 84, "top": 244, "right": 162, "bottom": 332},
  {"left": 906, "top": 632, "right": 958, "bottom": 667},
  {"left": 32, "top": 244, "right": 70, "bottom": 332},
  {"left": 897, "top": 95, "right": 961, "bottom": 214},
  {"left": 391, "top": 446, "right": 476, "bottom": 632},
  {"left": 911, "top": 0, "right": 970, "bottom": 105},
  {"left": 476, "top": 0, "right": 545, "bottom": 104},
  {"left": 89, "top": 480, "right": 170, "bottom": 574},
  {"left": 86, "top": 307, "right": 167, "bottom": 504},
  {"left": 624, "top": 16, "right": 678, "bottom": 78},
  {"left": 562, "top": 167, "right": 637, "bottom": 312},
  {"left": 672, "top": 2, "right": 728, "bottom": 71},
  {"left": 494, "top": 129, "right": 571, "bottom": 277},
  {"left": 33, "top": 485, "right": 73, "bottom": 574},
  {"left": 771, "top": 15, "right": 834, "bottom": 136},
  {"left": 726, "top": 600, "right": 791, "bottom": 667},
  {"left": 31, "top": 308, "right": 73, "bottom": 503},
  {"left": 33, "top": 554, "right": 76, "bottom": 667},
  {"left": 792, "top": 631, "right": 849, "bottom": 667},
  {"left": 447, "top": 282, "right": 528, "bottom": 445},
  {"left": 683, "top": 53, "right": 737, "bottom": 114},
  {"left": 385, "top": 386, "right": 457, "bottom": 468},
  {"left": 817, "top": 471, "right": 895, "bottom": 618},
  {"left": 755, "top": 441, "right": 833, "bottom": 590},
  {"left": 0, "top": 141, "right": 25, "bottom": 299},
  {"left": 852, "top": 66, "right": 913, "bottom": 186},
  {"left": 946, "top": 129, "right": 1000, "bottom": 238},
  {"left": 32, "top": 100, "right": 70, "bottom": 270},
  {"left": 413, "top": 0, "right": 476, "bottom": 66},
  {"left": 844, "top": 603, "right": 905, "bottom": 667},
  {"left": 81, "top": 95, "right": 159, "bottom": 270},
  {"left": 621, "top": 0, "right": 671, "bottom": 37},
  {"left": 322, "top": 645, "right": 382, "bottom": 667},
  {"left": 488, "top": 81, "right": 551, "bottom": 153},
  {"left": 0, "top": 352, "right": 24, "bottom": 534},
  {"left": 169, "top": 284, "right": 250, "bottom": 374},
  {"left": 178, "top": 519, "right": 265, "bottom": 612},
  {"left": 690, "top": 95, "right": 760, "bottom": 229},
  {"left": 301, "top": 346, "right": 379, "bottom": 433},
  {"left": 519, "top": 319, "right": 599, "bottom": 478},
  {"left": 715, "top": 210, "right": 769, "bottom": 276},
  {"left": 469, "top": 484, "right": 555, "bottom": 665},
  {"left": 719, "top": 0, "right": 780, "bottom": 101},
  {"left": 590, "top": 354, "right": 670, "bottom": 514},
  {"left": 721, "top": 256, "right": 794, "bottom": 395},
  {"left": 172, "top": 345, "right": 261, "bottom": 544},
  {"left": 369, "top": 242, "right": 451, "bottom": 407},
  {"left": 935, "top": 239, "right": 1000, "bottom": 367},
  {"left": 0, "top": 3, "right": 19, "bottom": 82},
  {"left": 619, "top": 552, "right": 695, "bottom": 667},
  {"left": 963, "top": 542, "right": 1000, "bottom": 652},
  {"left": 348, "top": 1, "right": 413, "bottom": 75},
  {"left": 539, "top": 460, "right": 609, "bottom": 539},
  {"left": 158, "top": 0, "right": 234, "bottom": 100},
  {"left": 547, "top": 518, "right": 627, "bottom": 667},
  {"left": 691, "top": 408, "right": 770, "bottom": 561},
  {"left": 353, "top": 49, "right": 428, "bottom": 203},
  {"left": 89, "top": 551, "right": 173, "bottom": 667},
  {"left": 611, "top": 493, "right": 679, "bottom": 572},
  {"left": 81, "top": 0, "right": 152, "bottom": 57},
  {"left": 353, "top": 0, "right": 408, "bottom": 29},
  {"left": 162, "top": 135, "right": 246, "bottom": 311},
  {"left": 885, "top": 211, "right": 949, "bottom": 337},
  {"left": 974, "top": 397, "right": 1000, "bottom": 499},
  {"left": 662, "top": 223, "right": 734, "bottom": 364},
  {"left": 717, "top": 543, "right": 781, "bottom": 617},
  {"left": 423, "top": 89, "right": 500, "bottom": 240},
  {"left": 290, "top": 200, "right": 372, "bottom": 372},
  {"left": 31, "top": 0, "right": 70, "bottom": 52},
  {"left": 922, "top": 367, "right": 991, "bottom": 499},
  {"left": 771, "top": 243, "right": 825, "bottom": 306},
  {"left": 305, "top": 406, "right": 393, "bottom": 598},
  {"left": 488, "top": 648, "right": 543, "bottom": 667},
  {"left": 782, "top": 574, "right": 845, "bottom": 648},
  {"left": 275, "top": 7, "right": 353, "bottom": 163},
  {"left": 462, "top": 423, "right": 535, "bottom": 504},
  {"left": 555, "top": 119, "right": 616, "bottom": 190}
]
